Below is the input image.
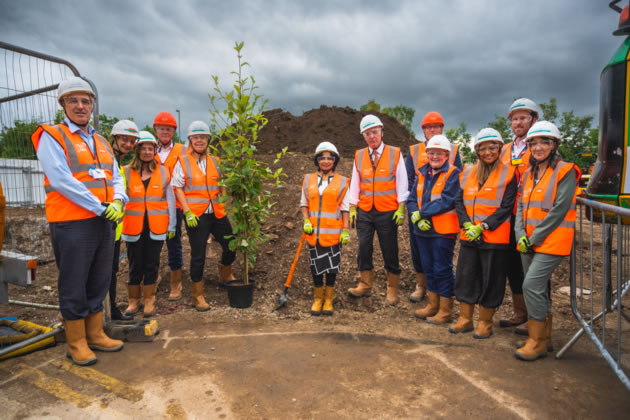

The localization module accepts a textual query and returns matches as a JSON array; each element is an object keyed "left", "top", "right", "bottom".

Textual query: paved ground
[{"left": 1, "top": 313, "right": 629, "bottom": 419}]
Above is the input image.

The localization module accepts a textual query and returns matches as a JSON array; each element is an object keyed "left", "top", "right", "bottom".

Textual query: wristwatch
[{"left": 481, "top": 222, "right": 489, "bottom": 231}]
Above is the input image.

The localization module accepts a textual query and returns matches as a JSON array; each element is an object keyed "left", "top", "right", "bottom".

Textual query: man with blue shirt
[{"left": 31, "top": 77, "right": 127, "bottom": 366}]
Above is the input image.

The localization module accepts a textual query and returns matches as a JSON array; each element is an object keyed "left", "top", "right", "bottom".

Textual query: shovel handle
[{"left": 284, "top": 233, "right": 306, "bottom": 288}]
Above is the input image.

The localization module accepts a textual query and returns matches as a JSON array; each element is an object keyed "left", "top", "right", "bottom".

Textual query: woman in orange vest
[
  {"left": 301, "top": 142, "right": 350, "bottom": 316},
  {"left": 514, "top": 121, "right": 580, "bottom": 361},
  {"left": 450, "top": 128, "right": 518, "bottom": 338},
  {"left": 122, "top": 131, "right": 175, "bottom": 318},
  {"left": 173, "top": 121, "right": 236, "bottom": 311},
  {"left": 408, "top": 135, "right": 461, "bottom": 325}
]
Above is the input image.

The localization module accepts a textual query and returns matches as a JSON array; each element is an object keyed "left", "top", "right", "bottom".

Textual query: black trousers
[
  {"left": 185, "top": 213, "right": 236, "bottom": 283},
  {"left": 50, "top": 217, "right": 114, "bottom": 321},
  {"left": 357, "top": 207, "right": 401, "bottom": 275},
  {"left": 126, "top": 230, "right": 164, "bottom": 286},
  {"left": 109, "top": 239, "right": 121, "bottom": 305},
  {"left": 506, "top": 214, "right": 524, "bottom": 294},
  {"left": 454, "top": 245, "right": 508, "bottom": 308}
]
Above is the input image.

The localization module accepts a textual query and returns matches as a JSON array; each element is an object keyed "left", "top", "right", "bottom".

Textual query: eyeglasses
[
  {"left": 65, "top": 97, "right": 92, "bottom": 106},
  {"left": 477, "top": 144, "right": 500, "bottom": 153},
  {"left": 318, "top": 156, "right": 335, "bottom": 161},
  {"left": 527, "top": 138, "right": 555, "bottom": 148},
  {"left": 155, "top": 126, "right": 175, "bottom": 132},
  {"left": 362, "top": 128, "right": 382, "bottom": 138},
  {"left": 139, "top": 146, "right": 155, "bottom": 152},
  {"left": 427, "top": 151, "right": 446, "bottom": 157},
  {"left": 510, "top": 115, "right": 532, "bottom": 123},
  {"left": 424, "top": 124, "right": 442, "bottom": 131}
]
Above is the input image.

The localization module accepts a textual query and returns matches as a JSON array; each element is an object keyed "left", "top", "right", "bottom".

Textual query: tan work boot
[
  {"left": 415, "top": 291, "right": 439, "bottom": 319},
  {"left": 499, "top": 293, "right": 528, "bottom": 327},
  {"left": 386, "top": 272, "right": 400, "bottom": 305},
  {"left": 322, "top": 286, "right": 335, "bottom": 316},
  {"left": 125, "top": 285, "right": 142, "bottom": 316},
  {"left": 473, "top": 306, "right": 496, "bottom": 339},
  {"left": 515, "top": 319, "right": 548, "bottom": 361},
  {"left": 348, "top": 270, "right": 373, "bottom": 297},
  {"left": 143, "top": 284, "right": 157, "bottom": 318},
  {"left": 63, "top": 318, "right": 97, "bottom": 366},
  {"left": 448, "top": 302, "right": 474, "bottom": 334},
  {"left": 85, "top": 312, "right": 124, "bottom": 352},
  {"left": 191, "top": 281, "right": 210, "bottom": 312},
  {"left": 168, "top": 269, "right": 183, "bottom": 301},
  {"left": 409, "top": 272, "right": 427, "bottom": 303},
  {"left": 218, "top": 263, "right": 236, "bottom": 285},
  {"left": 311, "top": 286, "right": 324, "bottom": 316},
  {"left": 516, "top": 313, "right": 553, "bottom": 352},
  {"left": 426, "top": 296, "right": 454, "bottom": 325}
]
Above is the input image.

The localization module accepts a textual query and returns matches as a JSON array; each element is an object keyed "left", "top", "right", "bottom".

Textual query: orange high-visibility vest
[
  {"left": 178, "top": 153, "right": 226, "bottom": 218},
  {"left": 302, "top": 173, "right": 349, "bottom": 247},
  {"left": 416, "top": 165, "right": 459, "bottom": 234},
  {"left": 520, "top": 161, "right": 580, "bottom": 256},
  {"left": 459, "top": 163, "right": 516, "bottom": 244},
  {"left": 500, "top": 142, "right": 530, "bottom": 180},
  {"left": 410, "top": 142, "right": 458, "bottom": 173},
  {"left": 122, "top": 165, "right": 170, "bottom": 236},
  {"left": 31, "top": 124, "right": 114, "bottom": 223},
  {"left": 158, "top": 142, "right": 184, "bottom": 175},
  {"left": 355, "top": 145, "right": 400, "bottom": 212}
]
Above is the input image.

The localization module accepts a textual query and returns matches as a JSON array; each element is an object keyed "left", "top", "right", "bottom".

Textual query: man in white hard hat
[
  {"left": 498, "top": 98, "right": 541, "bottom": 336},
  {"left": 31, "top": 77, "right": 128, "bottom": 366},
  {"left": 347, "top": 114, "right": 408, "bottom": 305}
]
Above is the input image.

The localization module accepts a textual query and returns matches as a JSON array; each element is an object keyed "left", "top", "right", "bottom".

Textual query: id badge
[
  {"left": 511, "top": 157, "right": 522, "bottom": 166},
  {"left": 89, "top": 168, "right": 106, "bottom": 179}
]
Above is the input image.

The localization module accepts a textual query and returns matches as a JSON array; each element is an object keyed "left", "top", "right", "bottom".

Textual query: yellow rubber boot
[
  {"left": 63, "top": 318, "right": 97, "bottom": 366},
  {"left": 448, "top": 302, "right": 474, "bottom": 334},
  {"left": 473, "top": 306, "right": 496, "bottom": 339},
  {"left": 348, "top": 270, "right": 373, "bottom": 297},
  {"left": 515, "top": 319, "right": 548, "bottom": 361},
  {"left": 168, "top": 269, "right": 183, "bottom": 301},
  {"left": 516, "top": 313, "right": 553, "bottom": 352},
  {"left": 322, "top": 286, "right": 335, "bottom": 316},
  {"left": 415, "top": 291, "right": 439, "bottom": 319},
  {"left": 311, "top": 286, "right": 324, "bottom": 316},
  {"left": 85, "top": 312, "right": 123, "bottom": 352}
]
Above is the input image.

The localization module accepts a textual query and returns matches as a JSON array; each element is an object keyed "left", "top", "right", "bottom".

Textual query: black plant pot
[{"left": 226, "top": 280, "right": 255, "bottom": 308}]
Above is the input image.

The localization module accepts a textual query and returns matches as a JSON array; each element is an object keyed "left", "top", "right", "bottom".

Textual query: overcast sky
[{"left": 0, "top": 0, "right": 625, "bottom": 137}]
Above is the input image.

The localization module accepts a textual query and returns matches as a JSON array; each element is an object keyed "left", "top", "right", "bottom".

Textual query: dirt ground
[{"left": 1, "top": 107, "right": 629, "bottom": 417}]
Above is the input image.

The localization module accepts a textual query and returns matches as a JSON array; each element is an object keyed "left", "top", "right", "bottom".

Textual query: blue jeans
[
  {"left": 417, "top": 235, "right": 455, "bottom": 297},
  {"left": 166, "top": 209, "right": 184, "bottom": 271}
]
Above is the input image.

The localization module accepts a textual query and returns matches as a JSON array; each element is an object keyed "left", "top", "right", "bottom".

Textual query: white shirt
[
  {"left": 512, "top": 136, "right": 527, "bottom": 158},
  {"left": 157, "top": 142, "right": 174, "bottom": 164},
  {"left": 172, "top": 156, "right": 214, "bottom": 214},
  {"left": 300, "top": 173, "right": 350, "bottom": 211},
  {"left": 348, "top": 143, "right": 409, "bottom": 206}
]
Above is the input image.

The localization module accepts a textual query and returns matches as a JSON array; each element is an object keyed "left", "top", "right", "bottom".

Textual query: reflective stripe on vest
[
  {"left": 179, "top": 153, "right": 226, "bottom": 218},
  {"left": 520, "top": 161, "right": 580, "bottom": 256},
  {"left": 416, "top": 165, "right": 459, "bottom": 235},
  {"left": 122, "top": 165, "right": 170, "bottom": 236},
  {"left": 31, "top": 124, "right": 114, "bottom": 223},
  {"left": 303, "top": 173, "right": 348, "bottom": 247},
  {"left": 356, "top": 145, "right": 400, "bottom": 212},
  {"left": 459, "top": 163, "right": 515, "bottom": 244}
]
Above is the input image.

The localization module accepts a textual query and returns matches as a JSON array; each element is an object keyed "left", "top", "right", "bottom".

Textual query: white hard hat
[
  {"left": 111, "top": 120, "right": 140, "bottom": 138},
  {"left": 474, "top": 128, "right": 504, "bottom": 148},
  {"left": 359, "top": 114, "right": 383, "bottom": 133},
  {"left": 526, "top": 121, "right": 562, "bottom": 143},
  {"left": 426, "top": 134, "right": 452, "bottom": 153},
  {"left": 187, "top": 121, "right": 211, "bottom": 138},
  {"left": 57, "top": 77, "right": 95, "bottom": 105},
  {"left": 315, "top": 141, "right": 339, "bottom": 157},
  {"left": 507, "top": 98, "right": 542, "bottom": 119},
  {"left": 136, "top": 130, "right": 158, "bottom": 147}
]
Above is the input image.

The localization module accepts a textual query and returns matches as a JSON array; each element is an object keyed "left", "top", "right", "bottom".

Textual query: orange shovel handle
[{"left": 284, "top": 233, "right": 307, "bottom": 288}]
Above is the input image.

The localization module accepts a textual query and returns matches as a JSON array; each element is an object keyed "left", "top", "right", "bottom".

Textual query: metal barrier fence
[
  {"left": 556, "top": 197, "right": 630, "bottom": 392},
  {"left": 0, "top": 41, "right": 99, "bottom": 262}
]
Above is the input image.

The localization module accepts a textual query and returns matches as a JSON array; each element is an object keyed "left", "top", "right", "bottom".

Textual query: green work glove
[
  {"left": 466, "top": 224, "right": 483, "bottom": 242},
  {"left": 103, "top": 200, "right": 124, "bottom": 222},
  {"left": 392, "top": 204, "right": 405, "bottom": 226},
  {"left": 410, "top": 210, "right": 421, "bottom": 225},
  {"left": 184, "top": 209, "right": 199, "bottom": 228},
  {"left": 303, "top": 218, "right": 314, "bottom": 234},
  {"left": 167, "top": 230, "right": 176, "bottom": 240},
  {"left": 417, "top": 219, "right": 431, "bottom": 231},
  {"left": 349, "top": 206, "right": 357, "bottom": 228},
  {"left": 463, "top": 221, "right": 473, "bottom": 230},
  {"left": 340, "top": 228, "right": 350, "bottom": 245},
  {"left": 517, "top": 236, "right": 533, "bottom": 253}
]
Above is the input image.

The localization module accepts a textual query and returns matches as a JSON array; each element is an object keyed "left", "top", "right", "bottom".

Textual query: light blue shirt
[{"left": 36, "top": 117, "right": 128, "bottom": 217}]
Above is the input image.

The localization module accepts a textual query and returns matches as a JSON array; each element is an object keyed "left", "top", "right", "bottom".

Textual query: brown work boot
[
  {"left": 63, "top": 318, "right": 97, "bottom": 366},
  {"left": 516, "top": 313, "right": 553, "bottom": 351},
  {"left": 322, "top": 286, "right": 335, "bottom": 316},
  {"left": 191, "top": 281, "right": 210, "bottom": 312},
  {"left": 499, "top": 293, "right": 528, "bottom": 327},
  {"left": 386, "top": 272, "right": 400, "bottom": 305},
  {"left": 218, "top": 263, "right": 236, "bottom": 285},
  {"left": 426, "top": 296, "right": 454, "bottom": 325},
  {"left": 168, "top": 269, "right": 183, "bottom": 301},
  {"left": 85, "top": 312, "right": 124, "bottom": 352},
  {"left": 311, "top": 286, "right": 324, "bottom": 316},
  {"left": 348, "top": 270, "right": 373, "bottom": 297},
  {"left": 473, "top": 306, "right": 496, "bottom": 339},
  {"left": 514, "top": 321, "right": 529, "bottom": 336},
  {"left": 415, "top": 291, "right": 439, "bottom": 320},
  {"left": 448, "top": 302, "right": 474, "bottom": 334},
  {"left": 125, "top": 285, "right": 142, "bottom": 316},
  {"left": 515, "top": 319, "right": 548, "bottom": 361},
  {"left": 409, "top": 272, "right": 427, "bottom": 303},
  {"left": 143, "top": 284, "right": 157, "bottom": 318}
]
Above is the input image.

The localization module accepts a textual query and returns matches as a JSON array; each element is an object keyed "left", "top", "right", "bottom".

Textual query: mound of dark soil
[{"left": 257, "top": 106, "right": 416, "bottom": 157}]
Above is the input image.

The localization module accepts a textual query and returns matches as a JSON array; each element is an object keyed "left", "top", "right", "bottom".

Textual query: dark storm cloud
[{"left": 0, "top": 0, "right": 622, "bottom": 136}]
